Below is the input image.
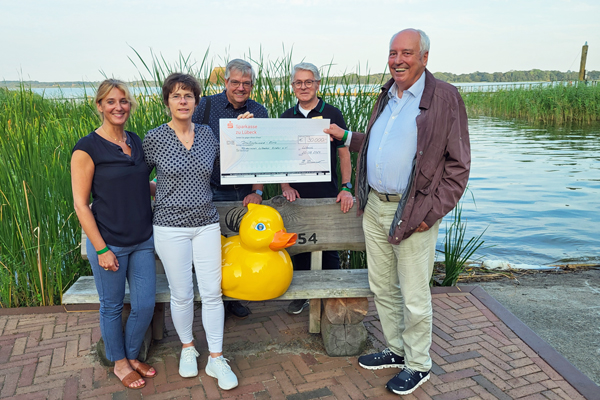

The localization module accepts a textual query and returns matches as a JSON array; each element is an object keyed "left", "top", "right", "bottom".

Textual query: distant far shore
[
  {"left": 2, "top": 68, "right": 599, "bottom": 89},
  {"left": 0, "top": 80, "right": 152, "bottom": 89}
]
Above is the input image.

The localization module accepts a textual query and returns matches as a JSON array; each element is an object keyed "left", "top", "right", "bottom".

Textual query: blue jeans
[{"left": 87, "top": 236, "right": 156, "bottom": 362}]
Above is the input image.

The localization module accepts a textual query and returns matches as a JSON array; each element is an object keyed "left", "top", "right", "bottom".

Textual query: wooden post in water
[{"left": 579, "top": 42, "right": 588, "bottom": 81}]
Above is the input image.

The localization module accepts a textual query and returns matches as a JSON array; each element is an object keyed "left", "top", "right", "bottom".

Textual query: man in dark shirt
[
  {"left": 192, "top": 59, "right": 269, "bottom": 319},
  {"left": 279, "top": 62, "right": 354, "bottom": 315}
]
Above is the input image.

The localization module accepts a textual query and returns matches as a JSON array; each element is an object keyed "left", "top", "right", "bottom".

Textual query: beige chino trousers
[{"left": 363, "top": 190, "right": 440, "bottom": 371}]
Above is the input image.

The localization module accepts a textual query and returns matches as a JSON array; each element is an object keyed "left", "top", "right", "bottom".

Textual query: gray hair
[
  {"left": 291, "top": 62, "right": 321, "bottom": 84},
  {"left": 389, "top": 29, "right": 430, "bottom": 58},
  {"left": 225, "top": 59, "right": 256, "bottom": 84}
]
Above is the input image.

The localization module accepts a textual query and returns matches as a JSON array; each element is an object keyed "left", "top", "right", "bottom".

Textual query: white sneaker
[
  {"left": 205, "top": 356, "right": 239, "bottom": 390},
  {"left": 179, "top": 347, "right": 200, "bottom": 378}
]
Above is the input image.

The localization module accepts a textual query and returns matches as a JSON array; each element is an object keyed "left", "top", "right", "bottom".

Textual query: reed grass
[
  {"left": 439, "top": 202, "right": 487, "bottom": 287},
  {"left": 14, "top": 49, "right": 591, "bottom": 304},
  {"left": 462, "top": 82, "right": 600, "bottom": 124},
  {"left": 0, "top": 87, "right": 91, "bottom": 307},
  {"left": 12, "top": 48, "right": 593, "bottom": 305},
  {"left": 0, "top": 51, "right": 385, "bottom": 307}
]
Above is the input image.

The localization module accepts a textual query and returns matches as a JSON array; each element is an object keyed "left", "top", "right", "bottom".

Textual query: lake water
[
  {"left": 445, "top": 117, "right": 600, "bottom": 266},
  {"left": 24, "top": 81, "right": 563, "bottom": 98}
]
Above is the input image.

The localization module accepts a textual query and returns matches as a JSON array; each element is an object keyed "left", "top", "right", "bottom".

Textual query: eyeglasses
[
  {"left": 169, "top": 94, "right": 195, "bottom": 102},
  {"left": 292, "top": 80, "right": 318, "bottom": 88},
  {"left": 228, "top": 80, "right": 253, "bottom": 89}
]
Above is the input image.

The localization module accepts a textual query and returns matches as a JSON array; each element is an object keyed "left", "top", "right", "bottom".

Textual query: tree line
[{"left": 433, "top": 69, "right": 600, "bottom": 83}]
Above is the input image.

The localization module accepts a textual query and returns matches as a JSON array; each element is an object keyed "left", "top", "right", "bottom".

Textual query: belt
[{"left": 370, "top": 188, "right": 402, "bottom": 202}]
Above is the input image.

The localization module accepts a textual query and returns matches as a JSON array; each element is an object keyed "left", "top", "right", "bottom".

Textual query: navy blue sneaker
[
  {"left": 386, "top": 368, "right": 430, "bottom": 395},
  {"left": 358, "top": 348, "right": 405, "bottom": 370},
  {"left": 226, "top": 301, "right": 250, "bottom": 319}
]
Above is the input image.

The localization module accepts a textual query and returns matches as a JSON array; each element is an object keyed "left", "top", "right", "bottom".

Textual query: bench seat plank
[{"left": 62, "top": 269, "right": 373, "bottom": 304}]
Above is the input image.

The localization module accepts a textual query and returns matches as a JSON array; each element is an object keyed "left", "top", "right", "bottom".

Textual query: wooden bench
[{"left": 63, "top": 196, "right": 373, "bottom": 356}]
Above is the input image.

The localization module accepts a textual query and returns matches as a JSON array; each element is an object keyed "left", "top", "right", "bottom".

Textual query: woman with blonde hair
[
  {"left": 71, "top": 79, "right": 156, "bottom": 390},
  {"left": 143, "top": 73, "right": 238, "bottom": 390}
]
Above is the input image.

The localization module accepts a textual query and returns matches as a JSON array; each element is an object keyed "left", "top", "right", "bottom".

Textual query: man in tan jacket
[{"left": 325, "top": 28, "right": 470, "bottom": 395}]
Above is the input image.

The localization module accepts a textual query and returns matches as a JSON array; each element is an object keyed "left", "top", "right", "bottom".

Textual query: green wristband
[
  {"left": 96, "top": 246, "right": 109, "bottom": 255},
  {"left": 342, "top": 187, "right": 352, "bottom": 193},
  {"left": 342, "top": 130, "right": 349, "bottom": 143}
]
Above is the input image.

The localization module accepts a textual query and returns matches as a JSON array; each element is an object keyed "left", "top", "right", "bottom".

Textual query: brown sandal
[
  {"left": 119, "top": 370, "right": 146, "bottom": 389},
  {"left": 134, "top": 362, "right": 157, "bottom": 379}
]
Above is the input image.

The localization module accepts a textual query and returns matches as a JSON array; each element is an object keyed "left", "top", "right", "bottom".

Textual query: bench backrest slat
[{"left": 81, "top": 196, "right": 365, "bottom": 259}]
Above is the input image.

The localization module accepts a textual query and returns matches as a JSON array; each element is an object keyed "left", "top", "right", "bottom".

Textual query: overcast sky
[{"left": 1, "top": 0, "right": 598, "bottom": 82}]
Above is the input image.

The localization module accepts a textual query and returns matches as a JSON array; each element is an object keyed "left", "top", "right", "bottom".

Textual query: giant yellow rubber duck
[{"left": 221, "top": 204, "right": 297, "bottom": 301}]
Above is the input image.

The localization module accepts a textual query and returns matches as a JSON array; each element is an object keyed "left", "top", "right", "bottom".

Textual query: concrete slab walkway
[{"left": 0, "top": 286, "right": 598, "bottom": 399}]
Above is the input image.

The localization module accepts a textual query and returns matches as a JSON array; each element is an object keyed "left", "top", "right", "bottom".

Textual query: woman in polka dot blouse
[{"left": 142, "top": 73, "right": 238, "bottom": 390}]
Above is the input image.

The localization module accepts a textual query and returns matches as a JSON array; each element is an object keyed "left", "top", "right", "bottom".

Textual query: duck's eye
[{"left": 255, "top": 223, "right": 266, "bottom": 231}]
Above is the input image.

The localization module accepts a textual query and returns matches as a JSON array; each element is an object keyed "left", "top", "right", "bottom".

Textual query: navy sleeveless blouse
[{"left": 72, "top": 131, "right": 153, "bottom": 247}]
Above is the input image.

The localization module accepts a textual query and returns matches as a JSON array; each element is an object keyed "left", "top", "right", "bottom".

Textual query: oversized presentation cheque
[{"left": 219, "top": 118, "right": 331, "bottom": 185}]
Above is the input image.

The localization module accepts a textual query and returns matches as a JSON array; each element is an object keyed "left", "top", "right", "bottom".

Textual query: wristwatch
[
  {"left": 253, "top": 189, "right": 263, "bottom": 196},
  {"left": 342, "top": 182, "right": 352, "bottom": 189}
]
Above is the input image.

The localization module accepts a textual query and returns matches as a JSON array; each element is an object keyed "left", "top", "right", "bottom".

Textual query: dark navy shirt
[
  {"left": 280, "top": 98, "right": 346, "bottom": 198},
  {"left": 72, "top": 131, "right": 153, "bottom": 247},
  {"left": 191, "top": 90, "right": 269, "bottom": 188}
]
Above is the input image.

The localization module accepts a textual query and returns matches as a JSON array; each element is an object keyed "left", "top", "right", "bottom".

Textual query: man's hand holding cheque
[{"left": 323, "top": 123, "right": 346, "bottom": 141}]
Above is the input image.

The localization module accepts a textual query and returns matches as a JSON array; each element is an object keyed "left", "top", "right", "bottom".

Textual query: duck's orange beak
[{"left": 269, "top": 230, "right": 297, "bottom": 250}]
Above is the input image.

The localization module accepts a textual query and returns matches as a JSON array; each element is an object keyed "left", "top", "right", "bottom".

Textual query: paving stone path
[{"left": 0, "top": 286, "right": 598, "bottom": 399}]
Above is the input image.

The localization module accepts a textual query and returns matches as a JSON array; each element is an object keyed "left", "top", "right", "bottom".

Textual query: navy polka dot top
[{"left": 143, "top": 123, "right": 219, "bottom": 227}]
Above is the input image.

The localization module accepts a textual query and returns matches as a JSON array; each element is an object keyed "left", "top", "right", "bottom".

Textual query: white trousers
[
  {"left": 153, "top": 223, "right": 224, "bottom": 353},
  {"left": 363, "top": 191, "right": 440, "bottom": 371}
]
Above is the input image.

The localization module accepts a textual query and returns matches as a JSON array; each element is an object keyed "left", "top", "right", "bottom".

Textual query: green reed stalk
[{"left": 441, "top": 202, "right": 487, "bottom": 286}]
